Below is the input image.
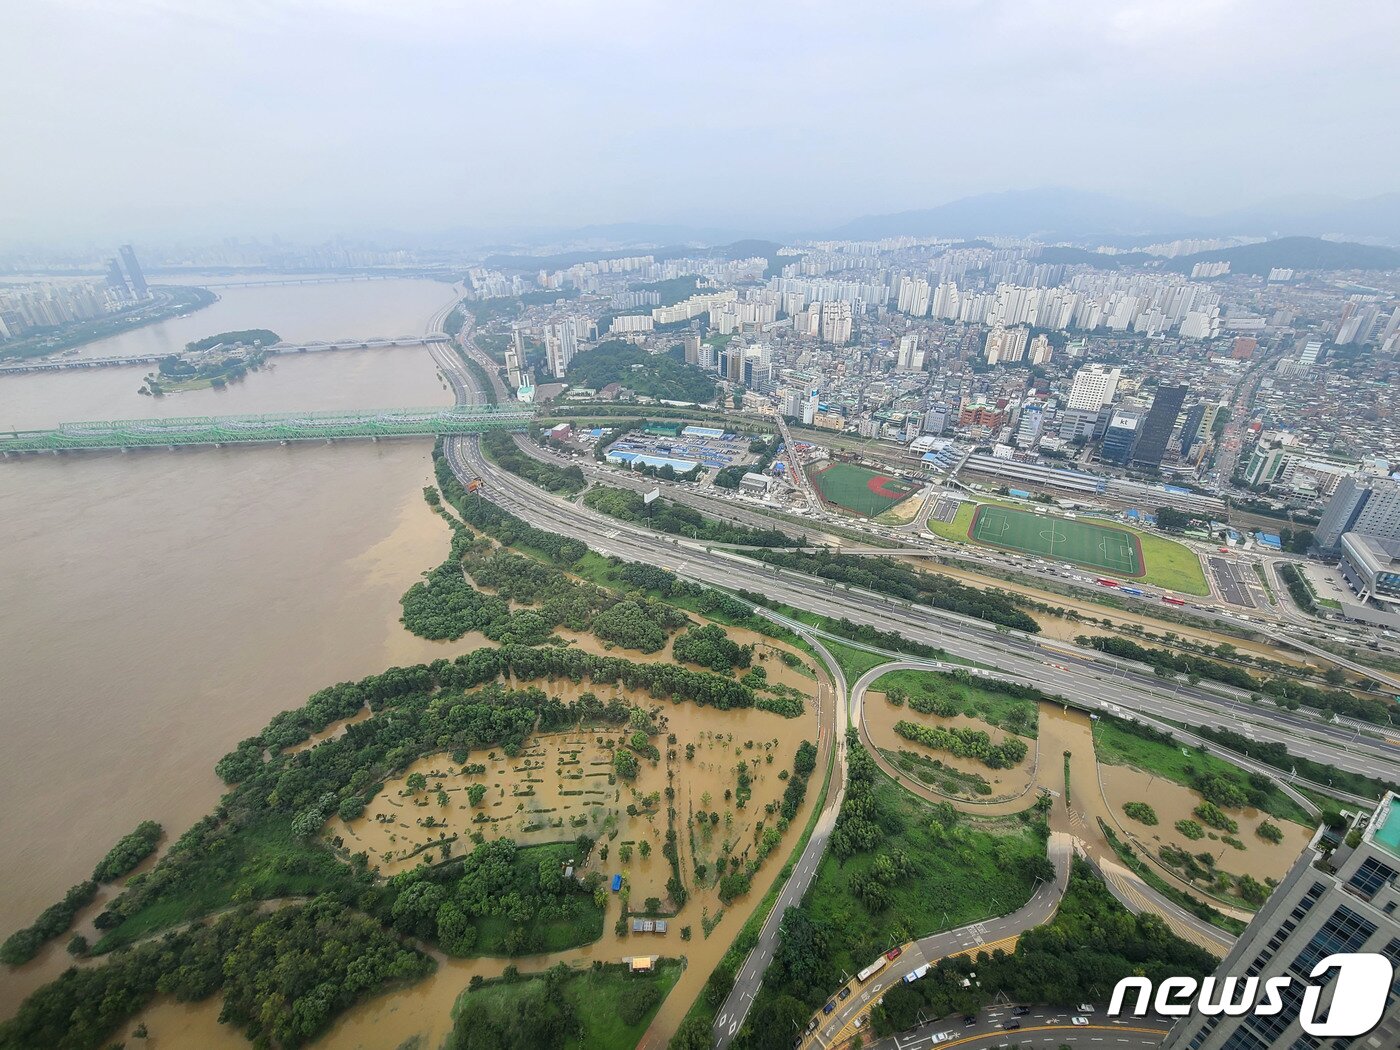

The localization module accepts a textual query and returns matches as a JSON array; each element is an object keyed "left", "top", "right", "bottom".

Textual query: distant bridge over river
[
  {"left": 1, "top": 405, "right": 532, "bottom": 454},
  {"left": 0, "top": 334, "right": 450, "bottom": 375}
]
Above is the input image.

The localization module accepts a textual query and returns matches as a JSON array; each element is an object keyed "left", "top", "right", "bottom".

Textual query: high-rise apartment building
[
  {"left": 984, "top": 326, "right": 1029, "bottom": 365},
  {"left": 1067, "top": 364, "right": 1122, "bottom": 410},
  {"left": 105, "top": 258, "right": 131, "bottom": 298},
  {"left": 505, "top": 329, "right": 525, "bottom": 389},
  {"left": 820, "top": 301, "right": 852, "bottom": 345},
  {"left": 1160, "top": 793, "right": 1400, "bottom": 1050},
  {"left": 1131, "top": 384, "right": 1189, "bottom": 467},
  {"left": 896, "top": 334, "right": 920, "bottom": 372},
  {"left": 1029, "top": 333, "right": 1053, "bottom": 365},
  {"left": 1315, "top": 476, "right": 1400, "bottom": 553},
  {"left": 544, "top": 317, "right": 580, "bottom": 378},
  {"left": 119, "top": 244, "right": 149, "bottom": 298}
]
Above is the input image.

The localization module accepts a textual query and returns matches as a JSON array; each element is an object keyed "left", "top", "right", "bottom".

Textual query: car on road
[
  {"left": 963, "top": 1016, "right": 977, "bottom": 1027},
  {"left": 885, "top": 947, "right": 902, "bottom": 961},
  {"left": 1002, "top": 1022, "right": 1021, "bottom": 1031},
  {"left": 838, "top": 987, "right": 851, "bottom": 1001},
  {"left": 1077, "top": 1004, "right": 1095, "bottom": 1013},
  {"left": 1012, "top": 1006, "right": 1030, "bottom": 1016},
  {"left": 1072, "top": 1016, "right": 1090, "bottom": 1026},
  {"left": 823, "top": 1001, "right": 836, "bottom": 1015}
]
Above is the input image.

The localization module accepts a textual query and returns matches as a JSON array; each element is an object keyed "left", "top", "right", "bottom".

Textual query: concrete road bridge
[{"left": 1, "top": 405, "right": 532, "bottom": 454}]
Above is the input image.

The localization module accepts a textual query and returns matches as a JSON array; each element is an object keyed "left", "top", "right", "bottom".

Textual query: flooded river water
[{"left": 0, "top": 278, "right": 466, "bottom": 1016}]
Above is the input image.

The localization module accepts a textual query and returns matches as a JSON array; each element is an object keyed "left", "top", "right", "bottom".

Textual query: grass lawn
[
  {"left": 871, "top": 669, "right": 1039, "bottom": 737},
  {"left": 95, "top": 814, "right": 364, "bottom": 952},
  {"left": 970, "top": 505, "right": 1144, "bottom": 577},
  {"left": 473, "top": 842, "right": 605, "bottom": 956},
  {"left": 1092, "top": 717, "right": 1310, "bottom": 825},
  {"left": 926, "top": 496, "right": 1209, "bottom": 596},
  {"left": 822, "top": 638, "right": 892, "bottom": 686},
  {"left": 805, "top": 772, "right": 1043, "bottom": 979},
  {"left": 810, "top": 461, "right": 919, "bottom": 517},
  {"left": 448, "top": 960, "right": 682, "bottom": 1050}
]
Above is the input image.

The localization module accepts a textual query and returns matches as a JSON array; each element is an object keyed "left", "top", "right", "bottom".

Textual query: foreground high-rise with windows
[{"left": 1163, "top": 794, "right": 1400, "bottom": 1050}]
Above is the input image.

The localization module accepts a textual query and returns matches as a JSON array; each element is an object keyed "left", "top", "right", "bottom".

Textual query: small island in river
[{"left": 139, "top": 329, "right": 281, "bottom": 396}]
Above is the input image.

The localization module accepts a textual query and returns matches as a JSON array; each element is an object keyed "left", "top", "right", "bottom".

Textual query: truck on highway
[
  {"left": 856, "top": 957, "right": 887, "bottom": 983},
  {"left": 903, "top": 963, "right": 931, "bottom": 983}
]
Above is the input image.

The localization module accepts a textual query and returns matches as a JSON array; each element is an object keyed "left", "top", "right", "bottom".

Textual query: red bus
[
  {"left": 1161, "top": 595, "right": 1186, "bottom": 606},
  {"left": 1096, "top": 578, "right": 1119, "bottom": 588}
]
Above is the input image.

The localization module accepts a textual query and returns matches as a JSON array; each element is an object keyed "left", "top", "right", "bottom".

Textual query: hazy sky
[{"left": 5, "top": 0, "right": 1398, "bottom": 244}]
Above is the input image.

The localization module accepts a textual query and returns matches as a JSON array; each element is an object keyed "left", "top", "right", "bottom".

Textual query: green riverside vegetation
[
  {"left": 482, "top": 430, "right": 584, "bottom": 493},
  {"left": 893, "top": 720, "right": 1029, "bottom": 769},
  {"left": 1195, "top": 725, "right": 1399, "bottom": 800},
  {"left": 0, "top": 898, "right": 433, "bottom": 1050},
  {"left": 583, "top": 485, "right": 799, "bottom": 547},
  {"left": 874, "top": 668, "right": 1040, "bottom": 738},
  {"left": 1092, "top": 714, "right": 1310, "bottom": 824},
  {"left": 867, "top": 861, "right": 1217, "bottom": 1039},
  {"left": 446, "top": 960, "right": 683, "bottom": 1050},
  {"left": 729, "top": 736, "right": 1049, "bottom": 1048},
  {"left": 91, "top": 820, "right": 163, "bottom": 883},
  {"left": 1079, "top": 633, "right": 1397, "bottom": 724}
]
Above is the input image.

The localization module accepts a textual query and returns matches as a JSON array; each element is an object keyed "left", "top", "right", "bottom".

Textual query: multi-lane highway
[
  {"left": 867, "top": 1010, "right": 1172, "bottom": 1050},
  {"left": 504, "top": 426, "right": 1400, "bottom": 695},
  {"left": 446, "top": 431, "right": 1400, "bottom": 783},
  {"left": 433, "top": 311, "right": 1395, "bottom": 1050}
]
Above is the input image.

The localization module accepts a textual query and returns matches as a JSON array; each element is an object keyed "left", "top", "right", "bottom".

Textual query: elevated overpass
[{"left": 1, "top": 405, "right": 532, "bottom": 453}]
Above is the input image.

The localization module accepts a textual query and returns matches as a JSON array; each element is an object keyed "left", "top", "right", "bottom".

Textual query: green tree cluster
[
  {"left": 482, "top": 431, "right": 583, "bottom": 493},
  {"left": 0, "top": 896, "right": 432, "bottom": 1050},
  {"left": 584, "top": 485, "right": 798, "bottom": 547},
  {"left": 1080, "top": 634, "right": 1395, "bottom": 724},
  {"left": 893, "top": 720, "right": 1029, "bottom": 769},
  {"left": 0, "top": 881, "right": 98, "bottom": 966},
  {"left": 866, "top": 864, "right": 1216, "bottom": 1041},
  {"left": 91, "top": 820, "right": 163, "bottom": 883},
  {"left": 749, "top": 549, "right": 1039, "bottom": 632},
  {"left": 564, "top": 340, "right": 719, "bottom": 402},
  {"left": 673, "top": 624, "right": 754, "bottom": 672}
]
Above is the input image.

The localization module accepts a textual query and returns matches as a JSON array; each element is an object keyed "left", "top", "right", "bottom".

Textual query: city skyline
[{"left": 4, "top": 1, "right": 1400, "bottom": 244}]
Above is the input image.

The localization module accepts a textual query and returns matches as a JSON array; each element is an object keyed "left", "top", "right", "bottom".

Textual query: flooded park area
[{"left": 864, "top": 685, "right": 1037, "bottom": 802}]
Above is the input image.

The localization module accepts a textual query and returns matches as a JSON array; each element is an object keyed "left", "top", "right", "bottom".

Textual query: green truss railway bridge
[{"left": 0, "top": 405, "right": 533, "bottom": 454}]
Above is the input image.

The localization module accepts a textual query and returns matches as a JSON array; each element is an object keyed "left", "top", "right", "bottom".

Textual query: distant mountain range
[
  {"left": 828, "top": 187, "right": 1400, "bottom": 246},
  {"left": 1163, "top": 236, "right": 1400, "bottom": 275}
]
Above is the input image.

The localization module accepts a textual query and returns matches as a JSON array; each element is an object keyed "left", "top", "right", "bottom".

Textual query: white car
[
  {"left": 1072, "top": 1016, "right": 1090, "bottom": 1026},
  {"left": 1077, "top": 1004, "right": 1095, "bottom": 1013}
]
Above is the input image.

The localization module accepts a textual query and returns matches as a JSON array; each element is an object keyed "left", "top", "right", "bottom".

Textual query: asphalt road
[
  {"left": 519, "top": 427, "right": 1400, "bottom": 695},
  {"left": 802, "top": 835, "right": 1073, "bottom": 1050},
  {"left": 713, "top": 631, "right": 850, "bottom": 1050},
  {"left": 868, "top": 1009, "right": 1173, "bottom": 1050},
  {"left": 449, "top": 432, "right": 1400, "bottom": 784}
]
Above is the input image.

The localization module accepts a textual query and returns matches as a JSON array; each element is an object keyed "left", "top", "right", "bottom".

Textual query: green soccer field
[
  {"left": 969, "top": 504, "right": 1144, "bottom": 577},
  {"left": 810, "top": 462, "right": 918, "bottom": 517}
]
